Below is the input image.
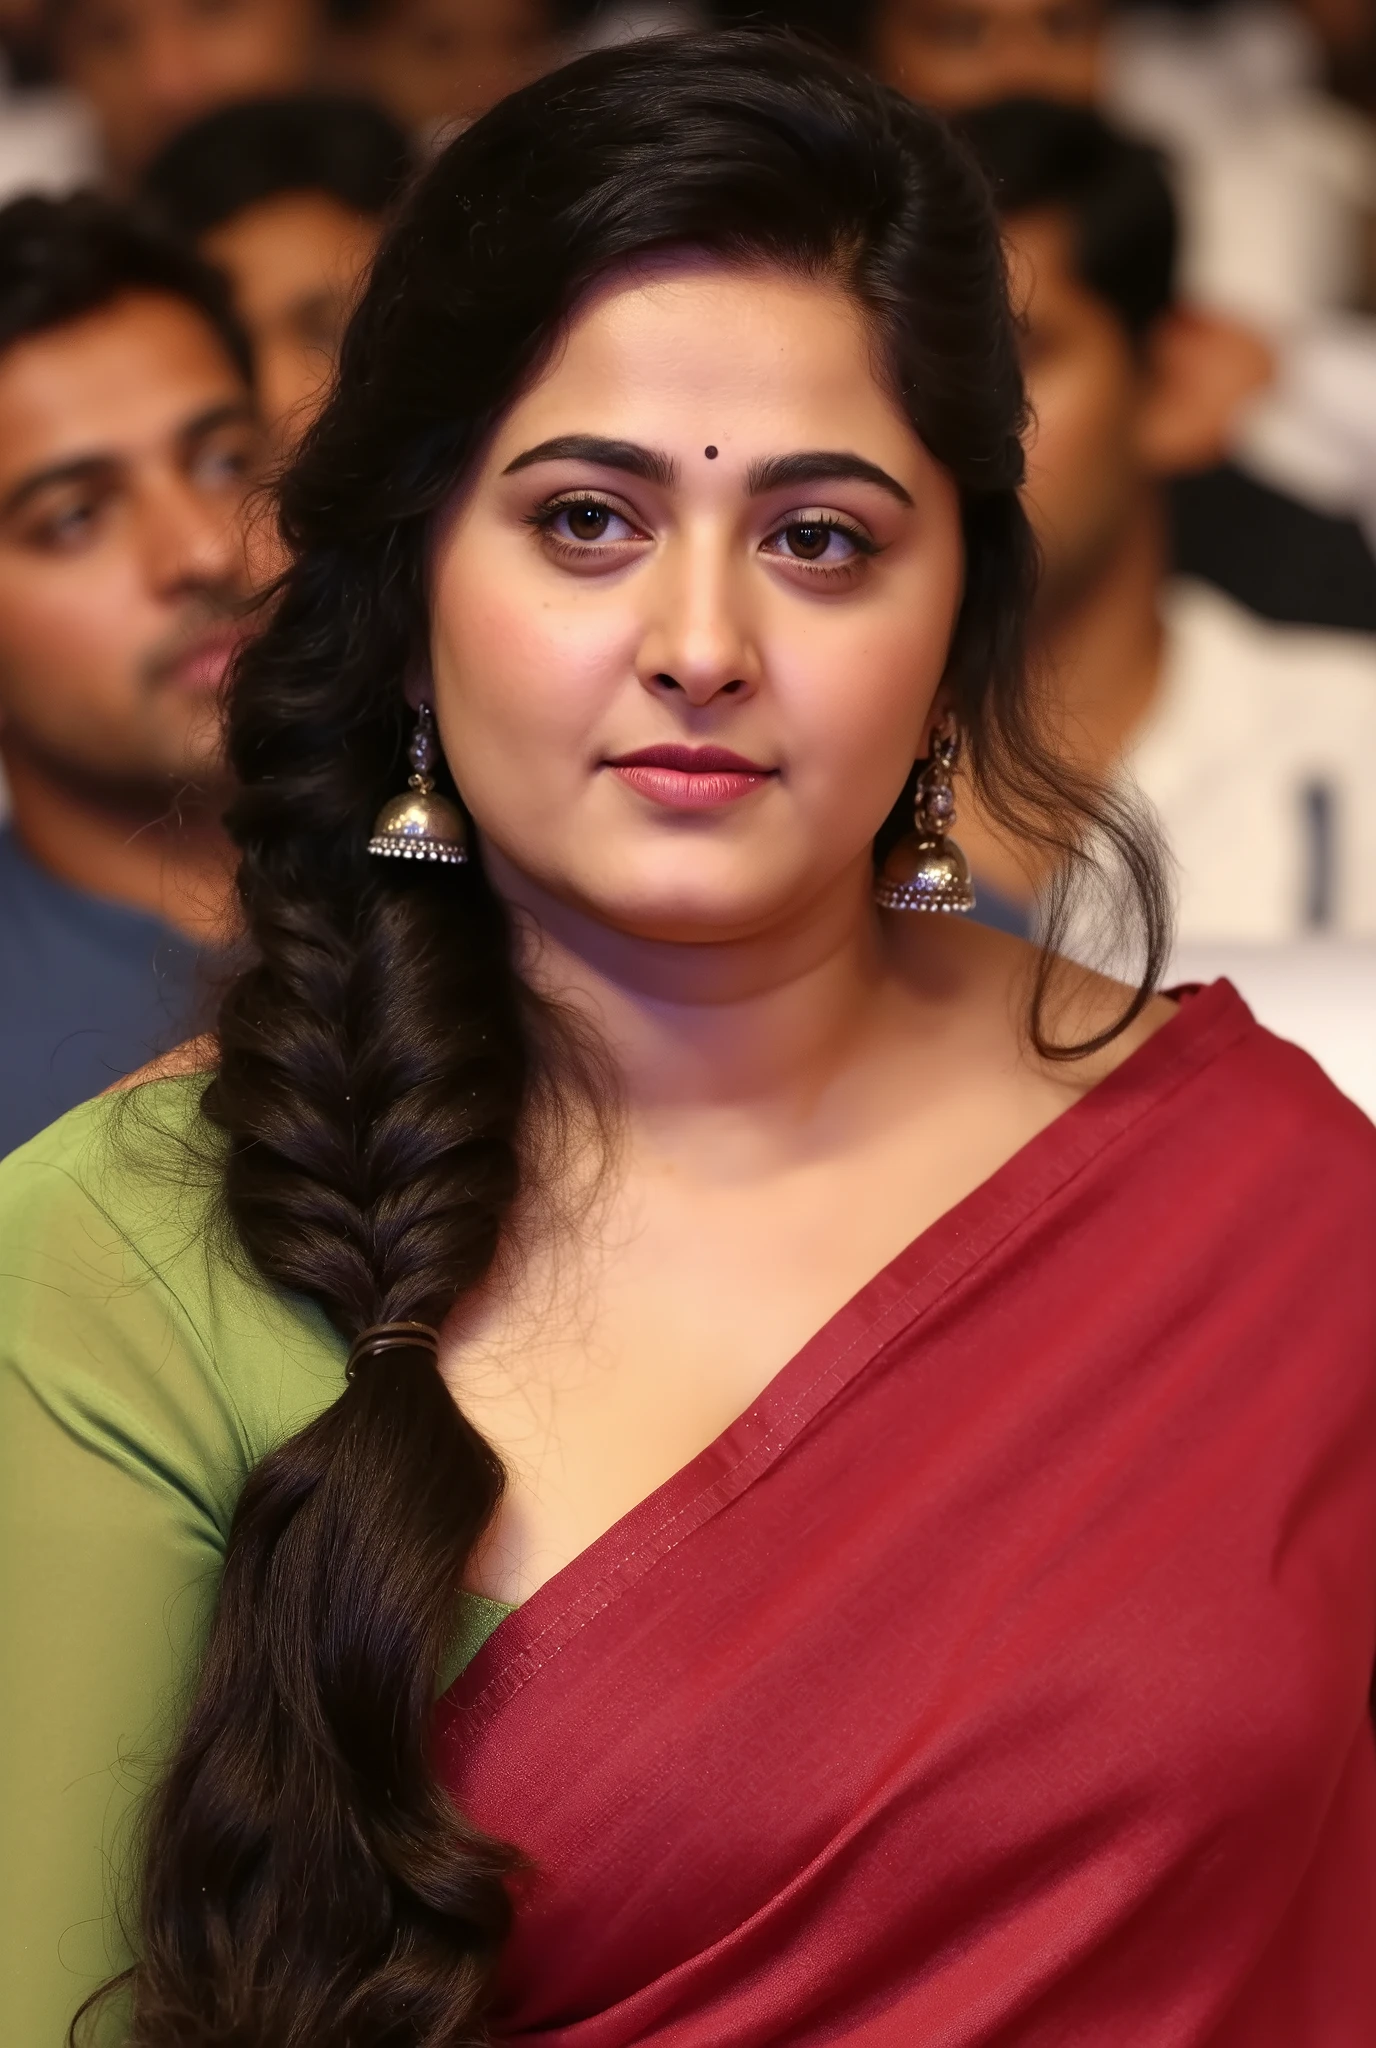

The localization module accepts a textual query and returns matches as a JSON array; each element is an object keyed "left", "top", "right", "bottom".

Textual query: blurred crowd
[{"left": 2, "top": 0, "right": 1376, "bottom": 1153}]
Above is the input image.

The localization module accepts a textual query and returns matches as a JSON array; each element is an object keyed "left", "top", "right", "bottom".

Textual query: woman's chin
[
  {"left": 486, "top": 844, "right": 817, "bottom": 946},
  {"left": 573, "top": 894, "right": 795, "bottom": 949}
]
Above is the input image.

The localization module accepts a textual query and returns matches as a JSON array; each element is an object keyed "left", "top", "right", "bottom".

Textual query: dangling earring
[
  {"left": 874, "top": 722, "right": 976, "bottom": 913},
  {"left": 367, "top": 704, "right": 468, "bottom": 865}
]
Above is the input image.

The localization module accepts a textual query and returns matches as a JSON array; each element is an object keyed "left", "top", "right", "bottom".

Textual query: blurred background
[{"left": 1, "top": 0, "right": 1374, "bottom": 1153}]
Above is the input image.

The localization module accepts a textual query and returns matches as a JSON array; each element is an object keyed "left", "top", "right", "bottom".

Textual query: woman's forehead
[{"left": 485, "top": 263, "right": 921, "bottom": 479}]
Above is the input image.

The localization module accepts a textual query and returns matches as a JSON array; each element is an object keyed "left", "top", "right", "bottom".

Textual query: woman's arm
[{"left": 0, "top": 1120, "right": 246, "bottom": 2046}]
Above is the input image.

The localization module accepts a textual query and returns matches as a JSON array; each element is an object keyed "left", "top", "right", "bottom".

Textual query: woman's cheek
[
  {"left": 436, "top": 547, "right": 642, "bottom": 741},
  {"left": 784, "top": 617, "right": 941, "bottom": 774}
]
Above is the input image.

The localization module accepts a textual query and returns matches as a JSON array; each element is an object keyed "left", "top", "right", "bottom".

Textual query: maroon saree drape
[{"left": 434, "top": 982, "right": 1376, "bottom": 2044}]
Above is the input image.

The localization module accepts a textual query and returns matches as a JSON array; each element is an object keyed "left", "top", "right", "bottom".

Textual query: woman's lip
[
  {"left": 603, "top": 743, "right": 777, "bottom": 812},
  {"left": 606, "top": 744, "right": 774, "bottom": 773},
  {"left": 608, "top": 763, "right": 773, "bottom": 811}
]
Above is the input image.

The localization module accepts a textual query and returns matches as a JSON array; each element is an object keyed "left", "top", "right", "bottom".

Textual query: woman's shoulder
[
  {"left": 0, "top": 1067, "right": 347, "bottom": 1479},
  {"left": 0, "top": 1061, "right": 218, "bottom": 1261},
  {"left": 1200, "top": 979, "right": 1376, "bottom": 1174},
  {"left": 1097, "top": 976, "right": 1376, "bottom": 1246},
  {"left": 898, "top": 920, "right": 1376, "bottom": 1201}
]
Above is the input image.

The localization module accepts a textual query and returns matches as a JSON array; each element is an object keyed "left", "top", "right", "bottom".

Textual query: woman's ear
[
  {"left": 921, "top": 688, "right": 958, "bottom": 759},
  {"left": 1135, "top": 306, "right": 1276, "bottom": 476},
  {"left": 402, "top": 666, "right": 434, "bottom": 714}
]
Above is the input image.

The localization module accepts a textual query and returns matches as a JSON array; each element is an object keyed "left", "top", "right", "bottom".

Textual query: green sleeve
[
  {"left": 0, "top": 1084, "right": 344, "bottom": 2046},
  {"left": 0, "top": 1082, "right": 511, "bottom": 2044}
]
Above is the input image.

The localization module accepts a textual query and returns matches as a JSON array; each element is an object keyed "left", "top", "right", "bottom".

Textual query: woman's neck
[{"left": 490, "top": 846, "right": 901, "bottom": 1131}]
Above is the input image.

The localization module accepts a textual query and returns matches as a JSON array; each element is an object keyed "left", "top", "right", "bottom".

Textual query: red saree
[{"left": 434, "top": 982, "right": 1376, "bottom": 2044}]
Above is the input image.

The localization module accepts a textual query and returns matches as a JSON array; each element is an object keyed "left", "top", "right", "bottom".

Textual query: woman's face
[{"left": 427, "top": 259, "right": 964, "bottom": 946}]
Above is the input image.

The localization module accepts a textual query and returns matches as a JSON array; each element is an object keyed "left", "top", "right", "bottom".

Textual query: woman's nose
[
  {"left": 648, "top": 668, "right": 749, "bottom": 702},
  {"left": 634, "top": 540, "right": 762, "bottom": 707}
]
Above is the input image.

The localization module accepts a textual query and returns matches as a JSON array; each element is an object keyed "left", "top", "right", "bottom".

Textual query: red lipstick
[{"left": 604, "top": 743, "right": 776, "bottom": 812}]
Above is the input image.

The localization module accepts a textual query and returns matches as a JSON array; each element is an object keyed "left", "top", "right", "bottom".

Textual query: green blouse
[{"left": 0, "top": 1078, "right": 512, "bottom": 2045}]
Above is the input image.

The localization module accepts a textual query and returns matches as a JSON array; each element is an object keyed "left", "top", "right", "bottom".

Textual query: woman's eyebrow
[
  {"left": 502, "top": 435, "right": 677, "bottom": 485},
  {"left": 746, "top": 450, "right": 915, "bottom": 507}
]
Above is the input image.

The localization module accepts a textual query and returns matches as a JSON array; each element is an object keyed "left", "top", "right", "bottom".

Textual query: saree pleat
[{"left": 434, "top": 983, "right": 1376, "bottom": 2043}]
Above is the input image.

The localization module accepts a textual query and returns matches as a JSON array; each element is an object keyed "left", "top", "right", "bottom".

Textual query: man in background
[
  {"left": 869, "top": 0, "right": 1101, "bottom": 109},
  {"left": 49, "top": 0, "right": 327, "bottom": 182},
  {"left": 143, "top": 94, "right": 411, "bottom": 453},
  {"left": 329, "top": 0, "right": 558, "bottom": 139},
  {"left": 863, "top": 0, "right": 1376, "bottom": 635},
  {"left": 0, "top": 192, "right": 259, "bottom": 1153},
  {"left": 953, "top": 100, "right": 1376, "bottom": 944},
  {"left": 0, "top": 0, "right": 99, "bottom": 205}
]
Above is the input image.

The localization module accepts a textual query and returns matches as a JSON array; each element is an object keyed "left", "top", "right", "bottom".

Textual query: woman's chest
[
  {"left": 449, "top": 1072, "right": 1085, "bottom": 1606},
  {"left": 439, "top": 1251, "right": 1376, "bottom": 2042},
  {"left": 453, "top": 1168, "right": 925, "bottom": 1603}
]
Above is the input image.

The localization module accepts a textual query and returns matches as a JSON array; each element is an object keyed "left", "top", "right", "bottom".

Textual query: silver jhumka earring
[
  {"left": 367, "top": 704, "right": 468, "bottom": 864},
  {"left": 873, "top": 723, "right": 976, "bottom": 914}
]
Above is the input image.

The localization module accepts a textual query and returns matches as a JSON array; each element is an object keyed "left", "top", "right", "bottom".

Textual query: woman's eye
[
  {"left": 766, "top": 518, "right": 874, "bottom": 568},
  {"left": 783, "top": 522, "right": 840, "bottom": 561},
  {"left": 565, "top": 503, "right": 614, "bottom": 541},
  {"left": 543, "top": 498, "right": 639, "bottom": 547}
]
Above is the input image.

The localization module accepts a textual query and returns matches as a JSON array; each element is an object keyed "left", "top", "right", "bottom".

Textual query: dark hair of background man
[
  {"left": 959, "top": 94, "right": 1376, "bottom": 634},
  {"left": 0, "top": 188, "right": 253, "bottom": 383},
  {"left": 957, "top": 95, "right": 1176, "bottom": 339},
  {"left": 141, "top": 93, "right": 412, "bottom": 241}
]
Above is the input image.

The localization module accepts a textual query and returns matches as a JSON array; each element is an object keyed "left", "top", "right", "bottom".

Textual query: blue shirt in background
[
  {"left": 969, "top": 876, "right": 1034, "bottom": 941},
  {"left": 0, "top": 827, "right": 208, "bottom": 1156}
]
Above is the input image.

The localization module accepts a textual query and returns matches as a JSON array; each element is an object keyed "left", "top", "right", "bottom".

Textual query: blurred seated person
[
  {"left": 868, "top": 0, "right": 1102, "bottom": 108},
  {"left": 1103, "top": 0, "right": 1376, "bottom": 581},
  {"left": 953, "top": 100, "right": 1376, "bottom": 944},
  {"left": 1106, "top": 0, "right": 1376, "bottom": 330},
  {"left": 0, "top": 0, "right": 101, "bottom": 205},
  {"left": 144, "top": 95, "right": 411, "bottom": 454},
  {"left": 867, "top": 0, "right": 1371, "bottom": 327},
  {"left": 329, "top": 0, "right": 557, "bottom": 137},
  {"left": 0, "top": 192, "right": 259, "bottom": 1155},
  {"left": 50, "top": 0, "right": 327, "bottom": 182},
  {"left": 1, "top": 0, "right": 47, "bottom": 79},
  {"left": 864, "top": 0, "right": 1376, "bottom": 633}
]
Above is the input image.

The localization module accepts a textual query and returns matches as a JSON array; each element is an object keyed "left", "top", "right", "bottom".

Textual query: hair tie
[{"left": 347, "top": 1321, "right": 441, "bottom": 1375}]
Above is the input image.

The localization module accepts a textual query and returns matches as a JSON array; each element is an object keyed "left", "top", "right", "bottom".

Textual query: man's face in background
[
  {"left": 201, "top": 189, "right": 381, "bottom": 454},
  {"left": 55, "top": 0, "right": 322, "bottom": 179},
  {"left": 336, "top": 0, "right": 552, "bottom": 136},
  {"left": 1004, "top": 204, "right": 1267, "bottom": 619},
  {"left": 871, "top": 0, "right": 1104, "bottom": 111},
  {"left": 0, "top": 290, "right": 259, "bottom": 807},
  {"left": 1004, "top": 208, "right": 1148, "bottom": 618}
]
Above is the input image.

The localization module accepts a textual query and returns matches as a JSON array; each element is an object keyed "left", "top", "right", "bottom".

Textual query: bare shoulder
[
  {"left": 1022, "top": 948, "right": 1178, "bottom": 1094},
  {"left": 885, "top": 913, "right": 1176, "bottom": 1097},
  {"left": 102, "top": 1034, "right": 219, "bottom": 1096}
]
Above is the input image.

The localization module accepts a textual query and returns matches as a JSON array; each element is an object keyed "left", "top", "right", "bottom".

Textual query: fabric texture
[
  {"left": 2, "top": 984, "right": 1375, "bottom": 2042},
  {"left": 0, "top": 827, "right": 209, "bottom": 1157},
  {"left": 0, "top": 1080, "right": 508, "bottom": 2045},
  {"left": 1105, "top": 1, "right": 1376, "bottom": 327},
  {"left": 434, "top": 981, "right": 1376, "bottom": 2044},
  {"left": 1124, "top": 579, "right": 1376, "bottom": 943},
  {"left": 1168, "top": 463, "right": 1376, "bottom": 634},
  {"left": 964, "top": 876, "right": 1032, "bottom": 942}
]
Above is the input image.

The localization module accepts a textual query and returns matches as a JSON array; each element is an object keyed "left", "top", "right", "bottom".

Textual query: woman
[{"left": 2, "top": 34, "right": 1374, "bottom": 2048}]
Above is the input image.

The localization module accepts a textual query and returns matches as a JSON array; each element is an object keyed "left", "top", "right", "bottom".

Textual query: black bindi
[{"left": 704, "top": 445, "right": 718, "bottom": 459}]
